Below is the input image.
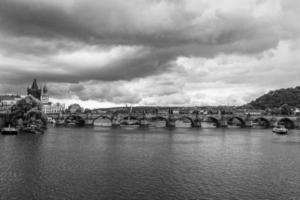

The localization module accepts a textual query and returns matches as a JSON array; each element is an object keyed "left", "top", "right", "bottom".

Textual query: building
[
  {"left": 293, "top": 108, "right": 300, "bottom": 116},
  {"left": 42, "top": 103, "right": 65, "bottom": 114},
  {"left": 157, "top": 108, "right": 170, "bottom": 116},
  {"left": 41, "top": 85, "right": 50, "bottom": 105},
  {"left": 0, "top": 94, "right": 22, "bottom": 112},
  {"left": 0, "top": 94, "right": 21, "bottom": 105},
  {"left": 27, "top": 79, "right": 42, "bottom": 100},
  {"left": 245, "top": 110, "right": 263, "bottom": 116},
  {"left": 172, "top": 109, "right": 180, "bottom": 114},
  {"left": 38, "top": 83, "right": 65, "bottom": 114}
]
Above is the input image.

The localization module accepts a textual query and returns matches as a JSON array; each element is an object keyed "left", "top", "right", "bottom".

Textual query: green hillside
[{"left": 248, "top": 86, "right": 300, "bottom": 109}]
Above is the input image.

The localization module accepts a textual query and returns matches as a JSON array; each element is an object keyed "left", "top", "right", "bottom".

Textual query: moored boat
[
  {"left": 65, "top": 122, "right": 76, "bottom": 127},
  {"left": 201, "top": 122, "right": 217, "bottom": 128},
  {"left": 21, "top": 125, "right": 45, "bottom": 134},
  {"left": 94, "top": 118, "right": 112, "bottom": 127},
  {"left": 1, "top": 125, "right": 19, "bottom": 135},
  {"left": 251, "top": 121, "right": 269, "bottom": 129},
  {"left": 148, "top": 120, "right": 167, "bottom": 128},
  {"left": 120, "top": 119, "right": 140, "bottom": 128},
  {"left": 227, "top": 125, "right": 241, "bottom": 128},
  {"left": 55, "top": 119, "right": 65, "bottom": 126},
  {"left": 47, "top": 117, "right": 56, "bottom": 124},
  {"left": 175, "top": 119, "right": 192, "bottom": 128},
  {"left": 272, "top": 125, "right": 288, "bottom": 134},
  {"left": 140, "top": 119, "right": 149, "bottom": 127}
]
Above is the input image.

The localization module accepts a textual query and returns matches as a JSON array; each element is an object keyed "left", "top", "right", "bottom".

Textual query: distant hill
[{"left": 247, "top": 86, "right": 300, "bottom": 109}]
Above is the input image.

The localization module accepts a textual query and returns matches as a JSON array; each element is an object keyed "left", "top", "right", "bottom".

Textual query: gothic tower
[
  {"left": 41, "top": 84, "right": 50, "bottom": 105},
  {"left": 27, "top": 79, "right": 42, "bottom": 100}
]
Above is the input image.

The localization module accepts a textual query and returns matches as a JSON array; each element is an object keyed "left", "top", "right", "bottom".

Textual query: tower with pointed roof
[
  {"left": 27, "top": 79, "right": 42, "bottom": 100},
  {"left": 41, "top": 84, "right": 50, "bottom": 105}
]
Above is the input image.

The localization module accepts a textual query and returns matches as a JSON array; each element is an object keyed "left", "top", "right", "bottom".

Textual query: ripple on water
[{"left": 0, "top": 127, "right": 299, "bottom": 200}]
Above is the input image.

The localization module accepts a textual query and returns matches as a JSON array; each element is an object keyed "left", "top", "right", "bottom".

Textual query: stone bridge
[{"left": 47, "top": 113, "right": 300, "bottom": 129}]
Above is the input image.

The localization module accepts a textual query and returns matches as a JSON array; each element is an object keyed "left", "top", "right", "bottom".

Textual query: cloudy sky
[{"left": 0, "top": 0, "right": 300, "bottom": 108}]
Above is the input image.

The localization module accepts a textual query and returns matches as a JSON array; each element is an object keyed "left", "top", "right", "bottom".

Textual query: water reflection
[{"left": 0, "top": 128, "right": 299, "bottom": 200}]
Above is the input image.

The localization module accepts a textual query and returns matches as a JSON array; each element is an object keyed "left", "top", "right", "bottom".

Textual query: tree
[
  {"left": 280, "top": 104, "right": 292, "bottom": 115},
  {"left": 68, "top": 104, "right": 83, "bottom": 114},
  {"left": 84, "top": 108, "right": 92, "bottom": 114},
  {"left": 271, "top": 107, "right": 281, "bottom": 115},
  {"left": 248, "top": 86, "right": 300, "bottom": 109},
  {"left": 10, "top": 95, "right": 47, "bottom": 130}
]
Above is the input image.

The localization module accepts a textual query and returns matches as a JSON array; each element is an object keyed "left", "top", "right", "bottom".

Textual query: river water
[{"left": 0, "top": 127, "right": 300, "bottom": 200}]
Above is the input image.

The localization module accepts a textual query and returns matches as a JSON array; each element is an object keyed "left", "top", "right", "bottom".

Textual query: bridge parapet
[{"left": 46, "top": 112, "right": 300, "bottom": 128}]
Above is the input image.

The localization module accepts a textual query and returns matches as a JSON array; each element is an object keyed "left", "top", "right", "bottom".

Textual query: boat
[
  {"left": 21, "top": 125, "right": 45, "bottom": 134},
  {"left": 120, "top": 119, "right": 140, "bottom": 128},
  {"left": 47, "top": 117, "right": 56, "bottom": 124},
  {"left": 65, "top": 122, "right": 76, "bottom": 127},
  {"left": 201, "top": 122, "right": 217, "bottom": 128},
  {"left": 251, "top": 121, "right": 269, "bottom": 129},
  {"left": 227, "top": 124, "right": 242, "bottom": 128},
  {"left": 55, "top": 119, "right": 65, "bottom": 126},
  {"left": 1, "top": 125, "right": 19, "bottom": 135},
  {"left": 120, "top": 108, "right": 140, "bottom": 128},
  {"left": 120, "top": 124, "right": 140, "bottom": 128},
  {"left": 65, "top": 117, "right": 85, "bottom": 127},
  {"left": 148, "top": 120, "right": 167, "bottom": 128},
  {"left": 94, "top": 118, "right": 112, "bottom": 127},
  {"left": 140, "top": 119, "right": 149, "bottom": 127},
  {"left": 120, "top": 115, "right": 140, "bottom": 128},
  {"left": 272, "top": 125, "right": 288, "bottom": 134},
  {"left": 175, "top": 119, "right": 192, "bottom": 128}
]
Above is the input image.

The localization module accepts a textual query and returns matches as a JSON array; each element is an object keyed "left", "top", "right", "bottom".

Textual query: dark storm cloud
[
  {"left": 0, "top": 0, "right": 282, "bottom": 51},
  {"left": 0, "top": 45, "right": 175, "bottom": 85},
  {"left": 0, "top": 0, "right": 300, "bottom": 106},
  {"left": 0, "top": 0, "right": 94, "bottom": 43}
]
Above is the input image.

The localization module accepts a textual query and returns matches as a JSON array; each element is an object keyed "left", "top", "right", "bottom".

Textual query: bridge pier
[
  {"left": 245, "top": 120, "right": 253, "bottom": 128},
  {"left": 219, "top": 120, "right": 227, "bottom": 127},
  {"left": 167, "top": 119, "right": 175, "bottom": 128},
  {"left": 193, "top": 120, "right": 201, "bottom": 128},
  {"left": 112, "top": 117, "right": 120, "bottom": 126}
]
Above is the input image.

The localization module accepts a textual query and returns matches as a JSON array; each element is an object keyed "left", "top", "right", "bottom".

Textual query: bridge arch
[
  {"left": 175, "top": 116, "right": 194, "bottom": 128},
  {"left": 148, "top": 116, "right": 168, "bottom": 127},
  {"left": 93, "top": 115, "right": 113, "bottom": 127},
  {"left": 149, "top": 116, "right": 168, "bottom": 122},
  {"left": 65, "top": 115, "right": 85, "bottom": 126},
  {"left": 227, "top": 117, "right": 245, "bottom": 127},
  {"left": 278, "top": 118, "right": 295, "bottom": 129},
  {"left": 201, "top": 117, "right": 220, "bottom": 128},
  {"left": 253, "top": 117, "right": 270, "bottom": 128},
  {"left": 120, "top": 115, "right": 140, "bottom": 126}
]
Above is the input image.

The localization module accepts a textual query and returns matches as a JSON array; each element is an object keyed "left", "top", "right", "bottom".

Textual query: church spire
[
  {"left": 31, "top": 78, "right": 39, "bottom": 90},
  {"left": 43, "top": 84, "right": 48, "bottom": 94},
  {"left": 27, "top": 78, "right": 41, "bottom": 100}
]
